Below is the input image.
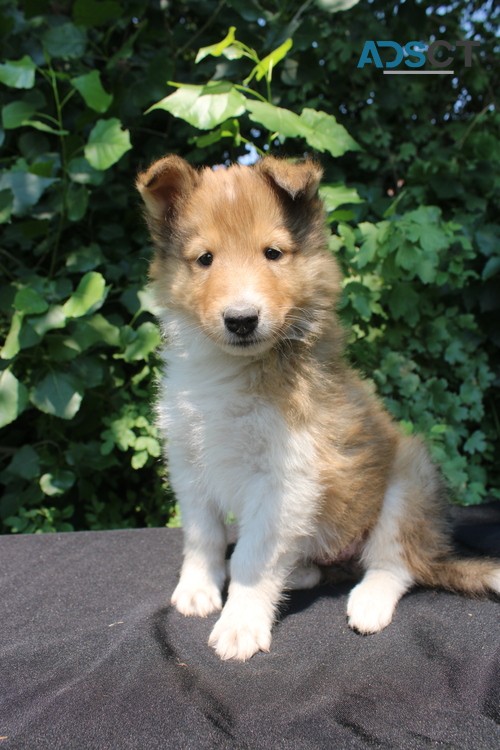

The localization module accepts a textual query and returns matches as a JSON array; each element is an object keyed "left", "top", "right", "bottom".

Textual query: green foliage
[
  {"left": 333, "top": 208, "right": 496, "bottom": 504},
  {"left": 148, "top": 32, "right": 358, "bottom": 157},
  {"left": 0, "top": 0, "right": 175, "bottom": 533},
  {"left": 0, "top": 0, "right": 498, "bottom": 534}
]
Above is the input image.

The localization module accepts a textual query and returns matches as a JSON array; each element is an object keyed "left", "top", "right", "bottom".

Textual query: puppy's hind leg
[
  {"left": 286, "top": 563, "right": 322, "bottom": 590},
  {"left": 347, "top": 480, "right": 414, "bottom": 634}
]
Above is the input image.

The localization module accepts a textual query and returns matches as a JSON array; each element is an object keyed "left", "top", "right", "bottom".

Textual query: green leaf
[
  {"left": 84, "top": 314, "right": 120, "bottom": 346},
  {"left": 343, "top": 280, "right": 373, "bottom": 319},
  {"left": 47, "top": 337, "right": 83, "bottom": 362},
  {"left": 298, "top": 108, "right": 359, "bottom": 157},
  {"left": 247, "top": 38, "right": 293, "bottom": 83},
  {"left": 63, "top": 272, "right": 107, "bottom": 318},
  {"left": 0, "top": 56, "right": 36, "bottom": 89},
  {"left": 14, "top": 287, "right": 49, "bottom": 315},
  {"left": 430, "top": 424, "right": 448, "bottom": 435},
  {"left": 84, "top": 118, "right": 132, "bottom": 170},
  {"left": 4, "top": 103, "right": 68, "bottom": 135},
  {"left": 320, "top": 184, "right": 363, "bottom": 213},
  {"left": 66, "top": 244, "right": 104, "bottom": 272},
  {"left": 0, "top": 170, "right": 56, "bottom": 215},
  {"left": 2, "top": 100, "right": 37, "bottom": 129},
  {"left": 415, "top": 254, "right": 438, "bottom": 284},
  {"left": 196, "top": 27, "right": 241, "bottom": 63},
  {"left": 28, "top": 306, "right": 66, "bottom": 337},
  {"left": 123, "top": 322, "right": 160, "bottom": 362},
  {"left": 120, "top": 285, "right": 159, "bottom": 317},
  {"left": 43, "top": 23, "right": 87, "bottom": 59},
  {"left": 1, "top": 312, "right": 22, "bottom": 360},
  {"left": 482, "top": 256, "right": 500, "bottom": 281},
  {"left": 245, "top": 101, "right": 358, "bottom": 157},
  {"left": 395, "top": 243, "right": 417, "bottom": 273},
  {"left": 338, "top": 222, "right": 356, "bottom": 252},
  {"left": 148, "top": 81, "right": 246, "bottom": 130},
  {"left": 0, "top": 369, "right": 29, "bottom": 428},
  {"left": 66, "top": 183, "right": 89, "bottom": 222},
  {"left": 68, "top": 157, "right": 105, "bottom": 186},
  {"left": 7, "top": 445, "right": 40, "bottom": 480},
  {"left": 316, "top": 0, "right": 361, "bottom": 11},
  {"left": 71, "top": 356, "right": 105, "bottom": 388},
  {"left": 475, "top": 225, "right": 499, "bottom": 257},
  {"left": 71, "top": 71, "right": 113, "bottom": 113},
  {"left": 387, "top": 283, "right": 420, "bottom": 323},
  {"left": 21, "top": 120, "right": 69, "bottom": 136},
  {"left": 30, "top": 371, "right": 83, "bottom": 420},
  {"left": 245, "top": 98, "right": 304, "bottom": 138},
  {"left": 1, "top": 312, "right": 41, "bottom": 359},
  {"left": 356, "top": 222, "right": 381, "bottom": 267},
  {"left": 195, "top": 118, "right": 240, "bottom": 148},
  {"left": 134, "top": 436, "right": 161, "bottom": 457},
  {"left": 463, "top": 430, "right": 487, "bottom": 455},
  {"left": 40, "top": 470, "right": 76, "bottom": 496},
  {"left": 131, "top": 450, "right": 148, "bottom": 469}
]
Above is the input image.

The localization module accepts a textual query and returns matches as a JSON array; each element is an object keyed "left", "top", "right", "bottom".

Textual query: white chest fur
[{"left": 156, "top": 317, "right": 319, "bottom": 529}]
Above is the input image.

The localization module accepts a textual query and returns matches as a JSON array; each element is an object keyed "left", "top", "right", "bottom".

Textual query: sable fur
[{"left": 137, "top": 154, "right": 500, "bottom": 661}]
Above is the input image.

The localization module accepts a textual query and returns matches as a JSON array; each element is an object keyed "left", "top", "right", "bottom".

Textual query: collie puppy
[{"left": 137, "top": 155, "right": 500, "bottom": 661}]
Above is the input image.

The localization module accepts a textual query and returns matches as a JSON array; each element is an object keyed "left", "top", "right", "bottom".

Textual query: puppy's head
[{"left": 137, "top": 155, "right": 340, "bottom": 356}]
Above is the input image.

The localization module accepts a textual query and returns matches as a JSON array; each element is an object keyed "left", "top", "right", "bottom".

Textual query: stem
[
  {"left": 265, "top": 74, "right": 272, "bottom": 103},
  {"left": 456, "top": 103, "right": 492, "bottom": 149},
  {"left": 32, "top": 112, "right": 61, "bottom": 126},
  {"left": 175, "top": 0, "right": 227, "bottom": 59},
  {"left": 290, "top": 0, "right": 315, "bottom": 27},
  {"left": 47, "top": 65, "right": 69, "bottom": 278},
  {"left": 240, "top": 136, "right": 266, "bottom": 157},
  {"left": 233, "top": 84, "right": 268, "bottom": 103},
  {"left": 60, "top": 89, "right": 77, "bottom": 109},
  {"left": 0, "top": 260, "right": 13, "bottom": 279}
]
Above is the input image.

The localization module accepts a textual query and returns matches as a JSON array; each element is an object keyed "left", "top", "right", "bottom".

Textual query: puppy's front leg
[
  {"left": 171, "top": 502, "right": 227, "bottom": 617},
  {"left": 208, "top": 515, "right": 298, "bottom": 661}
]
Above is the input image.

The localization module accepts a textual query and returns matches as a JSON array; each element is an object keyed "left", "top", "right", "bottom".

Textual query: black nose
[{"left": 224, "top": 309, "right": 259, "bottom": 337}]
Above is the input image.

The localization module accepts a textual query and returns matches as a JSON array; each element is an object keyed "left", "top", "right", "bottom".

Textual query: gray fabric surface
[{"left": 1, "top": 505, "right": 499, "bottom": 749}]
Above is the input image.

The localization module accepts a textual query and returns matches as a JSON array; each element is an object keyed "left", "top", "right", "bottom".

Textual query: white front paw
[
  {"left": 171, "top": 581, "right": 222, "bottom": 617},
  {"left": 347, "top": 581, "right": 395, "bottom": 634},
  {"left": 208, "top": 609, "right": 272, "bottom": 661}
]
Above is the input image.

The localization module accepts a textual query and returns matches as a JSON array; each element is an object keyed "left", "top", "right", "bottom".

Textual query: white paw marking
[
  {"left": 347, "top": 576, "right": 399, "bottom": 634},
  {"left": 487, "top": 569, "right": 500, "bottom": 596},
  {"left": 208, "top": 609, "right": 272, "bottom": 661},
  {"left": 171, "top": 582, "right": 222, "bottom": 617}
]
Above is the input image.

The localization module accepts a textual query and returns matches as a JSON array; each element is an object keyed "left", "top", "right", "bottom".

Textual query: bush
[{"left": 0, "top": 0, "right": 498, "bottom": 533}]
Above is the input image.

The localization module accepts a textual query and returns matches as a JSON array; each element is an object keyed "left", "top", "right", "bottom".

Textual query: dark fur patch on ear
[
  {"left": 136, "top": 155, "right": 198, "bottom": 223},
  {"left": 255, "top": 156, "right": 323, "bottom": 201}
]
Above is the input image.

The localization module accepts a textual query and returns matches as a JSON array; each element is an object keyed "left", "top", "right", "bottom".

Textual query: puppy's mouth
[
  {"left": 226, "top": 335, "right": 261, "bottom": 348},
  {"left": 222, "top": 333, "right": 271, "bottom": 354}
]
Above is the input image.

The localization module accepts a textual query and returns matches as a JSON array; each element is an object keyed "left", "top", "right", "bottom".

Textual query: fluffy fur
[{"left": 137, "top": 154, "right": 500, "bottom": 661}]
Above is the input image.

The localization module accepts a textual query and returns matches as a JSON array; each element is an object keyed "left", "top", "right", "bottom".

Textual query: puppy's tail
[{"left": 417, "top": 557, "right": 500, "bottom": 596}]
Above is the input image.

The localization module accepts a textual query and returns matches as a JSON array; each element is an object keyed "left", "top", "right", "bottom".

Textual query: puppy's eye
[
  {"left": 264, "top": 247, "right": 282, "bottom": 261},
  {"left": 197, "top": 252, "right": 213, "bottom": 267}
]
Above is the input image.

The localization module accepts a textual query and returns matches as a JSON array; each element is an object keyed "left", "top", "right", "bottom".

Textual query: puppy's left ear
[
  {"left": 136, "top": 154, "right": 198, "bottom": 223},
  {"left": 255, "top": 157, "right": 323, "bottom": 201}
]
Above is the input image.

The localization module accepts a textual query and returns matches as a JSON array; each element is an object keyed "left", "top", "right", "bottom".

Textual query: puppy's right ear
[{"left": 136, "top": 155, "right": 198, "bottom": 223}]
